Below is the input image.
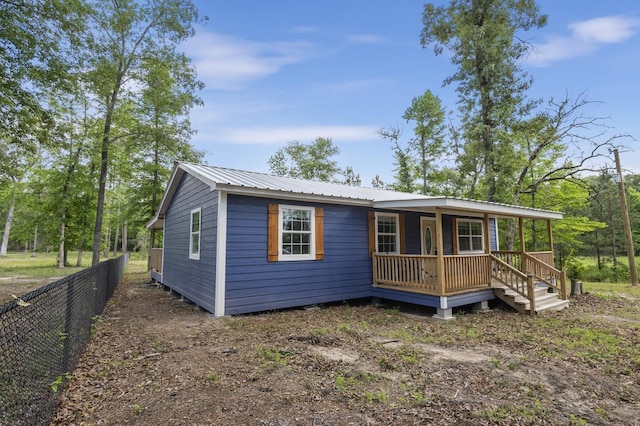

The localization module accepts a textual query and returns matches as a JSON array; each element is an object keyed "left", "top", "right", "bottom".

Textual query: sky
[{"left": 184, "top": 0, "right": 640, "bottom": 186}]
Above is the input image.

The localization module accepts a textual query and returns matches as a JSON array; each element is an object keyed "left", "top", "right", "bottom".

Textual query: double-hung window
[
  {"left": 457, "top": 219, "right": 484, "bottom": 253},
  {"left": 189, "top": 208, "right": 201, "bottom": 260},
  {"left": 279, "top": 205, "right": 315, "bottom": 261},
  {"left": 376, "top": 213, "right": 399, "bottom": 253}
]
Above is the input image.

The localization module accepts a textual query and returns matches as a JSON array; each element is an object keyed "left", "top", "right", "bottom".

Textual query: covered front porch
[{"left": 370, "top": 200, "right": 567, "bottom": 318}]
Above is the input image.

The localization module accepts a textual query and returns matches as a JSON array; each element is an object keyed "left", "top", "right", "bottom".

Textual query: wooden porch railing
[
  {"left": 372, "top": 251, "right": 566, "bottom": 304},
  {"left": 490, "top": 254, "right": 536, "bottom": 317},
  {"left": 149, "top": 248, "right": 163, "bottom": 272},
  {"left": 373, "top": 254, "right": 439, "bottom": 293},
  {"left": 523, "top": 253, "right": 567, "bottom": 299},
  {"left": 493, "top": 250, "right": 566, "bottom": 300},
  {"left": 442, "top": 255, "right": 491, "bottom": 293},
  {"left": 373, "top": 253, "right": 491, "bottom": 295}
]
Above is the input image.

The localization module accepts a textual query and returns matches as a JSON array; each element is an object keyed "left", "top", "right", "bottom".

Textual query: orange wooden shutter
[
  {"left": 368, "top": 211, "right": 375, "bottom": 257},
  {"left": 399, "top": 213, "right": 406, "bottom": 254},
  {"left": 315, "top": 207, "right": 324, "bottom": 260},
  {"left": 267, "top": 204, "right": 279, "bottom": 261}
]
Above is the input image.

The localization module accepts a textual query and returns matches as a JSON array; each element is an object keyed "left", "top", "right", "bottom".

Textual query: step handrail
[
  {"left": 490, "top": 254, "right": 536, "bottom": 316},
  {"left": 522, "top": 253, "right": 568, "bottom": 299}
]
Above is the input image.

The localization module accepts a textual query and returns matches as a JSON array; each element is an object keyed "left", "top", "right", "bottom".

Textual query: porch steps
[{"left": 491, "top": 281, "right": 569, "bottom": 314}]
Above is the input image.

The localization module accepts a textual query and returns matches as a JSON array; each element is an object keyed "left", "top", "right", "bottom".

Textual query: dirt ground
[
  {"left": 53, "top": 270, "right": 640, "bottom": 425},
  {"left": 0, "top": 276, "right": 65, "bottom": 305}
]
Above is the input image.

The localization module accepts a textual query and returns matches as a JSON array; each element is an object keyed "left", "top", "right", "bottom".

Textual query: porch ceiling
[{"left": 373, "top": 197, "right": 562, "bottom": 220}]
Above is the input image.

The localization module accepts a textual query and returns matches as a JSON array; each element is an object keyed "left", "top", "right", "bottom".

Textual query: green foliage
[
  {"left": 421, "top": 0, "right": 547, "bottom": 202},
  {"left": 403, "top": 90, "right": 447, "bottom": 195},
  {"left": 268, "top": 137, "right": 342, "bottom": 182}
]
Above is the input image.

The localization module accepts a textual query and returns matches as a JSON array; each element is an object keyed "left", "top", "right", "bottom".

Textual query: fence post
[
  {"left": 527, "top": 273, "right": 535, "bottom": 317},
  {"left": 62, "top": 276, "right": 75, "bottom": 374}
]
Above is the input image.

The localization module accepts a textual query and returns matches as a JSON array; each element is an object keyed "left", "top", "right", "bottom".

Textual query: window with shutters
[{"left": 268, "top": 204, "right": 324, "bottom": 262}]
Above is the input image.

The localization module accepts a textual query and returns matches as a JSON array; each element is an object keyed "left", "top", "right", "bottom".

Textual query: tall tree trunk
[
  {"left": 123, "top": 220, "right": 128, "bottom": 254},
  {"left": 112, "top": 225, "right": 119, "bottom": 257},
  {"left": 103, "top": 225, "right": 111, "bottom": 259},
  {"left": 32, "top": 225, "right": 38, "bottom": 255},
  {"left": 58, "top": 215, "right": 65, "bottom": 268},
  {"left": 0, "top": 195, "right": 16, "bottom": 256},
  {"left": 76, "top": 244, "right": 84, "bottom": 267}
]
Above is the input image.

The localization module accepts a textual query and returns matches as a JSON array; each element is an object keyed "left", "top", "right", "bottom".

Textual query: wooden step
[{"left": 492, "top": 282, "right": 569, "bottom": 314}]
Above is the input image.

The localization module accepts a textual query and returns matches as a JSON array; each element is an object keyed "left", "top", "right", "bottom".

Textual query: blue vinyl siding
[
  {"left": 224, "top": 195, "right": 372, "bottom": 315},
  {"left": 162, "top": 174, "right": 218, "bottom": 312}
]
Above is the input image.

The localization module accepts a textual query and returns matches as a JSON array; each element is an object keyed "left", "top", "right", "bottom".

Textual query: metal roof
[
  {"left": 181, "top": 162, "right": 429, "bottom": 203},
  {"left": 146, "top": 163, "right": 562, "bottom": 229}
]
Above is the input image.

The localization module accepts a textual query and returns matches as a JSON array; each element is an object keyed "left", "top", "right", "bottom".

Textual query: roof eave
[{"left": 373, "top": 198, "right": 563, "bottom": 220}]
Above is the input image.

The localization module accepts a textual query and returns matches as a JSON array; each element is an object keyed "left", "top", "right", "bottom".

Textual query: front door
[{"left": 420, "top": 218, "right": 437, "bottom": 255}]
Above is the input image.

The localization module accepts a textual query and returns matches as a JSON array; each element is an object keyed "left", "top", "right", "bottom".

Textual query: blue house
[{"left": 147, "top": 163, "right": 568, "bottom": 319}]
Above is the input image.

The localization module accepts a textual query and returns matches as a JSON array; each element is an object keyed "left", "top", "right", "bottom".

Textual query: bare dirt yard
[{"left": 53, "top": 270, "right": 640, "bottom": 425}]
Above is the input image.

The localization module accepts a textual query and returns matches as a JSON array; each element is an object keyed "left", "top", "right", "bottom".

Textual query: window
[
  {"left": 457, "top": 219, "right": 484, "bottom": 253},
  {"left": 376, "top": 213, "right": 399, "bottom": 253},
  {"left": 189, "top": 208, "right": 201, "bottom": 260},
  {"left": 268, "top": 204, "right": 324, "bottom": 262},
  {"left": 279, "top": 205, "right": 315, "bottom": 261}
]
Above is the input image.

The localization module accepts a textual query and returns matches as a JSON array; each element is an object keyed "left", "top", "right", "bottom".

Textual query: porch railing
[
  {"left": 443, "top": 254, "right": 491, "bottom": 293},
  {"left": 149, "top": 248, "right": 163, "bottom": 272},
  {"left": 372, "top": 251, "right": 566, "bottom": 300},
  {"left": 372, "top": 254, "right": 438, "bottom": 293},
  {"left": 373, "top": 253, "right": 491, "bottom": 295}
]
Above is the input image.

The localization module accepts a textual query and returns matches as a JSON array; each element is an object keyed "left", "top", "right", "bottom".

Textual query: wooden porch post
[
  {"left": 483, "top": 213, "right": 491, "bottom": 254},
  {"left": 148, "top": 228, "right": 156, "bottom": 271},
  {"left": 519, "top": 217, "right": 526, "bottom": 273},
  {"left": 435, "top": 208, "right": 445, "bottom": 296},
  {"left": 546, "top": 219, "right": 554, "bottom": 259}
]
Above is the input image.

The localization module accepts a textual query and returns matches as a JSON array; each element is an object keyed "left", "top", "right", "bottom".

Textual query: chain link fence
[{"left": 0, "top": 254, "right": 129, "bottom": 425}]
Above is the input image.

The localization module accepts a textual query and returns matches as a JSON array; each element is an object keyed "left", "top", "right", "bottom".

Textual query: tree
[
  {"left": 403, "top": 90, "right": 446, "bottom": 195},
  {"left": 341, "top": 167, "right": 362, "bottom": 187},
  {"left": 420, "top": 0, "right": 547, "bottom": 202},
  {"left": 0, "top": 0, "right": 86, "bottom": 150},
  {"left": 377, "top": 127, "right": 417, "bottom": 193},
  {"left": 84, "top": 0, "right": 202, "bottom": 265},
  {"left": 268, "top": 137, "right": 341, "bottom": 182}
]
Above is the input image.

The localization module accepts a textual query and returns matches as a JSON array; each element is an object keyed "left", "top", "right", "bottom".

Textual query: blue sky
[{"left": 185, "top": 0, "right": 640, "bottom": 185}]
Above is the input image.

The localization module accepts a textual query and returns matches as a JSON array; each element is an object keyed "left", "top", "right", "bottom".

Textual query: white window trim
[
  {"left": 375, "top": 212, "right": 400, "bottom": 254},
  {"left": 278, "top": 204, "right": 315, "bottom": 261},
  {"left": 456, "top": 218, "right": 485, "bottom": 254},
  {"left": 189, "top": 207, "right": 201, "bottom": 260}
]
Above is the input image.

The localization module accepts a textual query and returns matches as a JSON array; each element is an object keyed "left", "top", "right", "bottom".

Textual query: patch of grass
[
  {"left": 473, "top": 401, "right": 547, "bottom": 422},
  {"left": 256, "top": 346, "right": 295, "bottom": 366},
  {"left": 205, "top": 372, "right": 219, "bottom": 383},
  {"left": 584, "top": 281, "right": 640, "bottom": 298}
]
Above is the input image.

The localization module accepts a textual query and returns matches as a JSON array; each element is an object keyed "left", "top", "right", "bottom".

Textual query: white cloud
[
  {"left": 209, "top": 125, "right": 379, "bottom": 145},
  {"left": 527, "top": 15, "right": 640, "bottom": 67},
  {"left": 346, "top": 34, "right": 386, "bottom": 44},
  {"left": 183, "top": 31, "right": 313, "bottom": 90}
]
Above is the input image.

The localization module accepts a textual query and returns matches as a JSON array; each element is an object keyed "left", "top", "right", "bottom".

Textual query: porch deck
[{"left": 373, "top": 250, "right": 567, "bottom": 316}]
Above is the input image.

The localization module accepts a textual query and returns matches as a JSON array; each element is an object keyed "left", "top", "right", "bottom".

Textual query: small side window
[
  {"left": 190, "top": 208, "right": 201, "bottom": 260},
  {"left": 279, "top": 205, "right": 315, "bottom": 261}
]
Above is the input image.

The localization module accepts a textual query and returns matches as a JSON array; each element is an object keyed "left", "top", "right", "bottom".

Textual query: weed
[
  {"left": 205, "top": 372, "right": 219, "bottom": 382},
  {"left": 90, "top": 315, "right": 102, "bottom": 338},
  {"left": 364, "top": 389, "right": 388, "bottom": 403},
  {"left": 334, "top": 373, "right": 357, "bottom": 392},
  {"left": 377, "top": 357, "right": 396, "bottom": 371},
  {"left": 50, "top": 373, "right": 71, "bottom": 393},
  {"left": 569, "top": 414, "right": 588, "bottom": 425},
  {"left": 594, "top": 406, "right": 608, "bottom": 420},
  {"left": 256, "top": 346, "right": 294, "bottom": 366},
  {"left": 133, "top": 404, "right": 142, "bottom": 415},
  {"left": 411, "top": 390, "right": 427, "bottom": 404}
]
